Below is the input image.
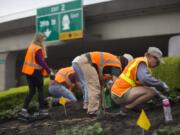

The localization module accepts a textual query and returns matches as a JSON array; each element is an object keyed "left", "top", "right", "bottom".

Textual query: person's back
[
  {"left": 48, "top": 66, "right": 78, "bottom": 107},
  {"left": 54, "top": 67, "right": 75, "bottom": 89}
]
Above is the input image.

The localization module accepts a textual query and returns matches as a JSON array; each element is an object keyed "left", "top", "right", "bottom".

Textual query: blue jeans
[
  {"left": 49, "top": 83, "right": 77, "bottom": 103},
  {"left": 72, "top": 62, "right": 88, "bottom": 103}
]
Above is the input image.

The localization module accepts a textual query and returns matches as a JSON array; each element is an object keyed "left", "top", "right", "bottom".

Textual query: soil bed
[{"left": 0, "top": 102, "right": 179, "bottom": 135}]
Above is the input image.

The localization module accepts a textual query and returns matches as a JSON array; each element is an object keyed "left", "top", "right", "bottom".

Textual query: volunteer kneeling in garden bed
[
  {"left": 111, "top": 47, "right": 169, "bottom": 115},
  {"left": 47, "top": 66, "right": 80, "bottom": 107}
]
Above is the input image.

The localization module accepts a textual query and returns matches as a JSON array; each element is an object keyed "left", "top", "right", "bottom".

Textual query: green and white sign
[{"left": 36, "top": 0, "right": 83, "bottom": 41}]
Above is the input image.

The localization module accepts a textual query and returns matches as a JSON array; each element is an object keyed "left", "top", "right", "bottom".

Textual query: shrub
[
  {"left": 152, "top": 56, "right": 180, "bottom": 91},
  {"left": 0, "top": 78, "right": 50, "bottom": 120},
  {"left": 0, "top": 86, "right": 28, "bottom": 110}
]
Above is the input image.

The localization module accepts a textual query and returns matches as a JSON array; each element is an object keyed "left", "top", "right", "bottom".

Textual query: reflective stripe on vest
[
  {"left": 58, "top": 70, "right": 72, "bottom": 82},
  {"left": 55, "top": 67, "right": 74, "bottom": 88},
  {"left": 119, "top": 57, "right": 148, "bottom": 87},
  {"left": 99, "top": 52, "right": 120, "bottom": 78},
  {"left": 126, "top": 59, "right": 139, "bottom": 78},
  {"left": 119, "top": 58, "right": 141, "bottom": 87},
  {"left": 100, "top": 53, "right": 120, "bottom": 68},
  {"left": 120, "top": 73, "right": 136, "bottom": 87},
  {"left": 112, "top": 57, "right": 149, "bottom": 97},
  {"left": 22, "top": 43, "right": 46, "bottom": 76},
  {"left": 25, "top": 46, "right": 42, "bottom": 70},
  {"left": 24, "top": 62, "right": 42, "bottom": 69}
]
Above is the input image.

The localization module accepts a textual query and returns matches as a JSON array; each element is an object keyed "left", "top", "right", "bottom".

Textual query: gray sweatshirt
[{"left": 136, "top": 63, "right": 168, "bottom": 91}]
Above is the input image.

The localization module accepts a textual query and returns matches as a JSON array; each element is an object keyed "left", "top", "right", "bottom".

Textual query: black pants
[{"left": 23, "top": 70, "right": 45, "bottom": 110}]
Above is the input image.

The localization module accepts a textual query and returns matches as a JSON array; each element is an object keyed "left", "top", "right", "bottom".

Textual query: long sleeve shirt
[
  {"left": 136, "top": 63, "right": 167, "bottom": 91},
  {"left": 35, "top": 49, "right": 51, "bottom": 74}
]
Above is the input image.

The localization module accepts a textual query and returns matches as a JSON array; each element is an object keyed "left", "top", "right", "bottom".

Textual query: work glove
[
  {"left": 49, "top": 70, "right": 55, "bottom": 80},
  {"left": 162, "top": 82, "right": 170, "bottom": 96},
  {"left": 105, "top": 79, "right": 113, "bottom": 90},
  {"left": 151, "top": 87, "right": 167, "bottom": 99}
]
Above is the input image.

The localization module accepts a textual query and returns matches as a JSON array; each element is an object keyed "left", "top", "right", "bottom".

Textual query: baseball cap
[
  {"left": 123, "top": 53, "right": 134, "bottom": 62},
  {"left": 147, "top": 47, "right": 165, "bottom": 64}
]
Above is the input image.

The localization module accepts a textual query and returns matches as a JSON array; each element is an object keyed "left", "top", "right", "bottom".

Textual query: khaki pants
[{"left": 77, "top": 54, "right": 101, "bottom": 113}]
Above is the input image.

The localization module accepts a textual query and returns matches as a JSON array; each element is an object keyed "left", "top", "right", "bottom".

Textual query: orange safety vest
[
  {"left": 90, "top": 52, "right": 121, "bottom": 79},
  {"left": 55, "top": 67, "right": 75, "bottom": 90},
  {"left": 111, "top": 57, "right": 149, "bottom": 97},
  {"left": 103, "top": 74, "right": 113, "bottom": 80},
  {"left": 22, "top": 43, "right": 47, "bottom": 76}
]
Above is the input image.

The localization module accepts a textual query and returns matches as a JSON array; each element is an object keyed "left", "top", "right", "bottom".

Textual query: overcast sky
[{"left": 0, "top": 0, "right": 110, "bottom": 17}]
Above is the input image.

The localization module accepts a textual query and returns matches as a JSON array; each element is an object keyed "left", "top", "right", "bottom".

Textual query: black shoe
[
  {"left": 39, "top": 109, "right": 49, "bottom": 116},
  {"left": 18, "top": 109, "right": 30, "bottom": 118},
  {"left": 32, "top": 109, "right": 49, "bottom": 120}
]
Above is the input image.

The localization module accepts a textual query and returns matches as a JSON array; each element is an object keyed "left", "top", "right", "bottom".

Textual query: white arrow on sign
[{"left": 44, "top": 28, "right": 52, "bottom": 38}]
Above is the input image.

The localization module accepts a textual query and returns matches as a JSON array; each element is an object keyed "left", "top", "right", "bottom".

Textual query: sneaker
[
  {"left": 119, "top": 110, "right": 127, "bottom": 116},
  {"left": 46, "top": 97, "right": 53, "bottom": 109},
  {"left": 83, "top": 102, "right": 88, "bottom": 110},
  {"left": 19, "top": 109, "right": 30, "bottom": 118},
  {"left": 88, "top": 111, "right": 98, "bottom": 117},
  {"left": 39, "top": 109, "right": 49, "bottom": 116}
]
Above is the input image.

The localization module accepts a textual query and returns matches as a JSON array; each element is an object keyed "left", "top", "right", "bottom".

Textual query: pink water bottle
[{"left": 162, "top": 98, "right": 173, "bottom": 122}]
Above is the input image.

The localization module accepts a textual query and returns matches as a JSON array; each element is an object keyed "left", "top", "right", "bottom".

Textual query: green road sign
[
  {"left": 60, "top": 9, "right": 83, "bottom": 40},
  {"left": 36, "top": 15, "right": 59, "bottom": 41},
  {"left": 0, "top": 59, "right": 5, "bottom": 64},
  {"left": 36, "top": 0, "right": 83, "bottom": 41}
]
